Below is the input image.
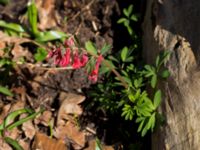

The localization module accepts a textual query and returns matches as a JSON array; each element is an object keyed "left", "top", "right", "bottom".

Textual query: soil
[{"left": 0, "top": 0, "right": 150, "bottom": 150}]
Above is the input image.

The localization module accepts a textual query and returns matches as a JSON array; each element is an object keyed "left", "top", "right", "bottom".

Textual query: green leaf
[
  {"left": 0, "top": 0, "right": 10, "bottom": 5},
  {"left": 141, "top": 123, "right": 148, "bottom": 137},
  {"left": 127, "top": 5, "right": 133, "bottom": 16},
  {"left": 137, "top": 119, "right": 144, "bottom": 132},
  {"left": 34, "top": 47, "right": 48, "bottom": 62},
  {"left": 151, "top": 75, "right": 157, "bottom": 88},
  {"left": 161, "top": 69, "right": 170, "bottom": 78},
  {"left": 2, "top": 109, "right": 31, "bottom": 129},
  {"left": 153, "top": 90, "right": 162, "bottom": 109},
  {"left": 4, "top": 137, "right": 23, "bottom": 150},
  {"left": 36, "top": 31, "right": 67, "bottom": 42},
  {"left": 123, "top": 8, "right": 129, "bottom": 17},
  {"left": 28, "top": 0, "right": 38, "bottom": 36},
  {"left": 150, "top": 113, "right": 156, "bottom": 132},
  {"left": 95, "top": 138, "right": 103, "bottom": 150},
  {"left": 155, "top": 55, "right": 160, "bottom": 67},
  {"left": 147, "top": 113, "right": 156, "bottom": 131},
  {"left": 0, "top": 86, "right": 13, "bottom": 97},
  {"left": 121, "top": 47, "right": 128, "bottom": 62},
  {"left": 127, "top": 26, "right": 133, "bottom": 35},
  {"left": 100, "top": 44, "right": 111, "bottom": 55},
  {"left": 7, "top": 108, "right": 44, "bottom": 130},
  {"left": 85, "top": 41, "right": 97, "bottom": 55},
  {"left": 99, "top": 60, "right": 115, "bottom": 74},
  {"left": 117, "top": 18, "right": 127, "bottom": 24},
  {"left": 0, "top": 20, "right": 25, "bottom": 33},
  {"left": 124, "top": 56, "right": 134, "bottom": 62},
  {"left": 131, "top": 14, "right": 138, "bottom": 21}
]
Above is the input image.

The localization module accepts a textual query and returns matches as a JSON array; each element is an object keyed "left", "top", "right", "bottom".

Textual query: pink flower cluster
[
  {"left": 47, "top": 37, "right": 103, "bottom": 83},
  {"left": 47, "top": 37, "right": 88, "bottom": 69}
]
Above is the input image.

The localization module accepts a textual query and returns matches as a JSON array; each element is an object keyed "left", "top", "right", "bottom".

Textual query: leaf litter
[{"left": 0, "top": 0, "right": 119, "bottom": 149}]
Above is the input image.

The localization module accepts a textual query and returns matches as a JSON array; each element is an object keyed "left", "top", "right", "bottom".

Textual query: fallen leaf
[
  {"left": 32, "top": 132, "right": 66, "bottom": 150},
  {"left": 54, "top": 122, "right": 85, "bottom": 149},
  {"left": 18, "top": 139, "right": 29, "bottom": 150},
  {"left": 0, "top": 104, "right": 11, "bottom": 123},
  {"left": 57, "top": 93, "right": 85, "bottom": 126},
  {"left": 0, "top": 138, "right": 12, "bottom": 150},
  {"left": 11, "top": 44, "right": 32, "bottom": 62},
  {"left": 37, "top": 110, "right": 52, "bottom": 126},
  {"left": 21, "top": 118, "right": 36, "bottom": 140},
  {"left": 35, "top": 0, "right": 59, "bottom": 30}
]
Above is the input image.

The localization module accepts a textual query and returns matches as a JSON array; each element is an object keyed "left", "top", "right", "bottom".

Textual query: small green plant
[
  {"left": 0, "top": 108, "right": 44, "bottom": 150},
  {"left": 86, "top": 4, "right": 171, "bottom": 137},
  {"left": 117, "top": 5, "right": 138, "bottom": 36}
]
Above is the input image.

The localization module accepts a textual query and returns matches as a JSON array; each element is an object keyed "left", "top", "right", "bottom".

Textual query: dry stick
[
  {"left": 70, "top": 0, "right": 95, "bottom": 21},
  {"left": 102, "top": 58, "right": 129, "bottom": 89}
]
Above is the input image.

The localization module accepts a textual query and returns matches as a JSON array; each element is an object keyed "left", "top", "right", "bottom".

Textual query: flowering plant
[{"left": 47, "top": 37, "right": 110, "bottom": 83}]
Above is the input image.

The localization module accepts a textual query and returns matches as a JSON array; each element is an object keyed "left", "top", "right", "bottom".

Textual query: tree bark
[{"left": 143, "top": 0, "right": 200, "bottom": 150}]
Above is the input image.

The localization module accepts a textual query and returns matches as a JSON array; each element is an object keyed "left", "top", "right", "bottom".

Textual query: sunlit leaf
[
  {"left": 7, "top": 108, "right": 44, "bottom": 130},
  {"left": 36, "top": 31, "right": 67, "bottom": 42},
  {"left": 0, "top": 20, "right": 25, "bottom": 33},
  {"left": 85, "top": 41, "right": 97, "bottom": 55},
  {"left": 0, "top": 86, "right": 13, "bottom": 97},
  {"left": 95, "top": 138, "right": 103, "bottom": 150},
  {"left": 3, "top": 108, "right": 31, "bottom": 129},
  {"left": 28, "top": 0, "right": 38, "bottom": 36}
]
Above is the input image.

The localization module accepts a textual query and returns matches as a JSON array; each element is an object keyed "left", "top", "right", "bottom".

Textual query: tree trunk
[{"left": 143, "top": 0, "right": 200, "bottom": 150}]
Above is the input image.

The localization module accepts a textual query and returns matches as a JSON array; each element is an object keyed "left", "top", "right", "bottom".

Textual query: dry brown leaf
[
  {"left": 35, "top": 0, "right": 59, "bottom": 30},
  {"left": 54, "top": 121, "right": 86, "bottom": 149},
  {"left": 57, "top": 93, "right": 85, "bottom": 126},
  {"left": 21, "top": 119, "right": 36, "bottom": 140},
  {"left": 18, "top": 139, "right": 30, "bottom": 150},
  {"left": 0, "top": 31, "right": 30, "bottom": 44},
  {"left": 12, "top": 86, "right": 26, "bottom": 102},
  {"left": 11, "top": 44, "right": 31, "bottom": 61},
  {"left": 9, "top": 100, "right": 25, "bottom": 112},
  {"left": 0, "top": 104, "right": 11, "bottom": 123},
  {"left": 32, "top": 132, "right": 66, "bottom": 150},
  {"left": 0, "top": 138, "right": 12, "bottom": 150},
  {"left": 36, "top": 110, "right": 52, "bottom": 126}
]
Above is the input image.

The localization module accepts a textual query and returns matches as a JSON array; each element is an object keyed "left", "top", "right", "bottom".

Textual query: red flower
[
  {"left": 59, "top": 48, "right": 71, "bottom": 67},
  {"left": 88, "top": 55, "right": 104, "bottom": 82},
  {"left": 80, "top": 54, "right": 88, "bottom": 67},
  {"left": 72, "top": 50, "right": 82, "bottom": 69}
]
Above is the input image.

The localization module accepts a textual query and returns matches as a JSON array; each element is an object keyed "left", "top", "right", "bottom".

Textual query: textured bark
[{"left": 143, "top": 0, "right": 200, "bottom": 150}]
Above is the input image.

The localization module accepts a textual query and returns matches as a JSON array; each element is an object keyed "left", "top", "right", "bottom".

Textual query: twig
[{"left": 70, "top": 0, "right": 95, "bottom": 21}]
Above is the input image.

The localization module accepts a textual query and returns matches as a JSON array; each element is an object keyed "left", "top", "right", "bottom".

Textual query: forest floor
[{"left": 0, "top": 0, "right": 149, "bottom": 150}]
